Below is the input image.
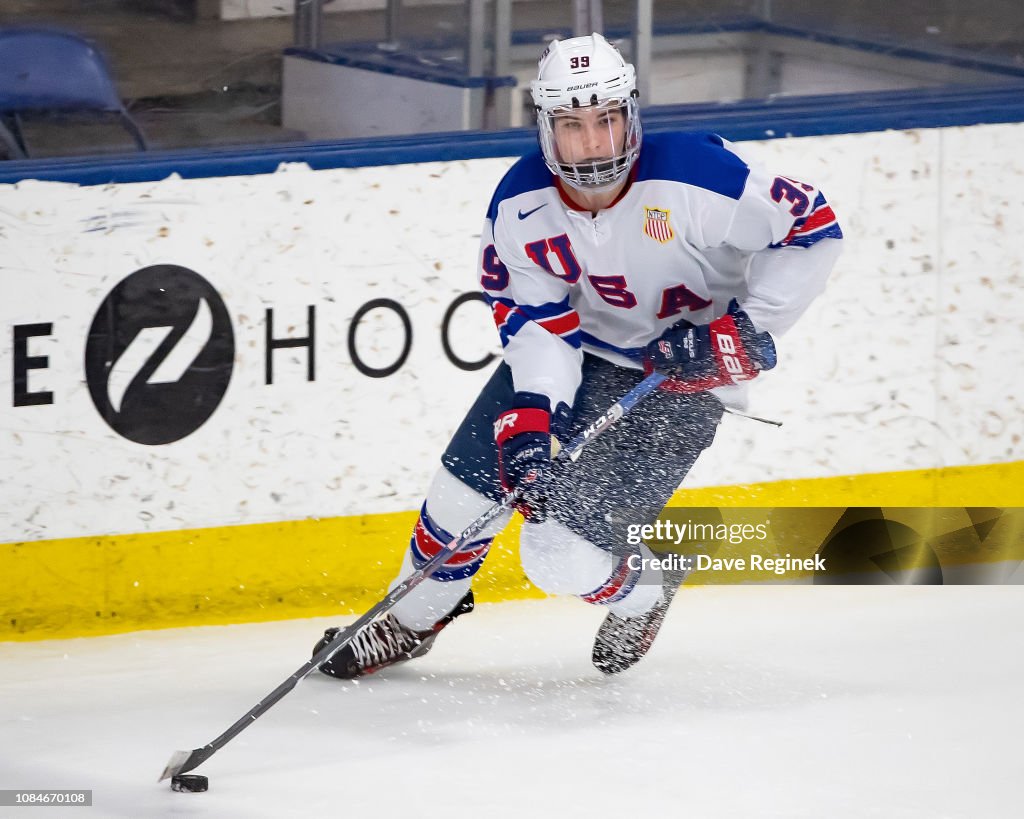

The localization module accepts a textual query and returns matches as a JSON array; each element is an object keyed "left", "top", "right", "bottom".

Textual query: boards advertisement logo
[
  {"left": 12, "top": 266, "right": 492, "bottom": 447},
  {"left": 84, "top": 265, "right": 235, "bottom": 445}
]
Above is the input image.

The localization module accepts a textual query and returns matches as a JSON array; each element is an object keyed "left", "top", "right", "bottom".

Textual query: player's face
[{"left": 550, "top": 104, "right": 627, "bottom": 165}]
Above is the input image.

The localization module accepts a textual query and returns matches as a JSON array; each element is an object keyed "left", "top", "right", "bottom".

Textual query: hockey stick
[
  {"left": 159, "top": 370, "right": 668, "bottom": 782},
  {"left": 722, "top": 407, "right": 782, "bottom": 427}
]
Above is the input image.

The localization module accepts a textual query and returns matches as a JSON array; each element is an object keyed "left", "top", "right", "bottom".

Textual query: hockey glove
[
  {"left": 494, "top": 392, "right": 572, "bottom": 521},
  {"left": 644, "top": 299, "right": 777, "bottom": 393}
]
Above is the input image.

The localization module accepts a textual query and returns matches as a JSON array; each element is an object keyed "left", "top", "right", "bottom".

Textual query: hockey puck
[{"left": 170, "top": 774, "right": 209, "bottom": 793}]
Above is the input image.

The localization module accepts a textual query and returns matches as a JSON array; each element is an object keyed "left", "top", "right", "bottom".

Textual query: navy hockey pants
[{"left": 441, "top": 354, "right": 725, "bottom": 553}]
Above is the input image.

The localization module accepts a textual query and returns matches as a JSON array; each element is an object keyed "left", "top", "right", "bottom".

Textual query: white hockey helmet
[{"left": 530, "top": 33, "right": 642, "bottom": 191}]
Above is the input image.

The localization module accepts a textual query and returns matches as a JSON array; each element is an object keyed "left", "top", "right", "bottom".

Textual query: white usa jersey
[{"left": 478, "top": 131, "right": 843, "bottom": 409}]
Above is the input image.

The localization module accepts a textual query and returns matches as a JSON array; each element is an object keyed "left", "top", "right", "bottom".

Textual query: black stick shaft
[{"left": 163, "top": 372, "right": 667, "bottom": 778}]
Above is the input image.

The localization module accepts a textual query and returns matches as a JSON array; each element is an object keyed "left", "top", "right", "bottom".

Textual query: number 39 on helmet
[{"left": 530, "top": 33, "right": 642, "bottom": 192}]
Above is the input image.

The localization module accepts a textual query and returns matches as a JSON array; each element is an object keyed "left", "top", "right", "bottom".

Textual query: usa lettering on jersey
[{"left": 476, "top": 131, "right": 843, "bottom": 408}]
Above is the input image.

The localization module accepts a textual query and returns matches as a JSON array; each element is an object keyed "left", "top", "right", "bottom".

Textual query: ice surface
[{"left": 1, "top": 587, "right": 1021, "bottom": 818}]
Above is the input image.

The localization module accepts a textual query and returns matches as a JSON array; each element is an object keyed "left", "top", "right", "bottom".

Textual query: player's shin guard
[
  {"left": 579, "top": 543, "right": 666, "bottom": 618},
  {"left": 520, "top": 519, "right": 664, "bottom": 614},
  {"left": 318, "top": 468, "right": 507, "bottom": 680},
  {"left": 519, "top": 518, "right": 618, "bottom": 596},
  {"left": 387, "top": 467, "right": 511, "bottom": 631}
]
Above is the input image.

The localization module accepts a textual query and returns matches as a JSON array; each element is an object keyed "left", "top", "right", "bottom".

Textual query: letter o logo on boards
[
  {"left": 346, "top": 298, "right": 413, "bottom": 378},
  {"left": 441, "top": 292, "right": 496, "bottom": 372},
  {"left": 84, "top": 265, "right": 235, "bottom": 445}
]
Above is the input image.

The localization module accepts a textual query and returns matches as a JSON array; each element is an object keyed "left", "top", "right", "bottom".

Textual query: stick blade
[{"left": 159, "top": 749, "right": 202, "bottom": 782}]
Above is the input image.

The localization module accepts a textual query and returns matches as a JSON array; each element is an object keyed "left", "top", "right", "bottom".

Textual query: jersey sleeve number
[
  {"left": 770, "top": 176, "right": 814, "bottom": 216},
  {"left": 481, "top": 244, "right": 510, "bottom": 290}
]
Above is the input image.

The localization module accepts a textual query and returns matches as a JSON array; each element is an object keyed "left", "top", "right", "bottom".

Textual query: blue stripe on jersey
[
  {"left": 485, "top": 151, "right": 554, "bottom": 222},
  {"left": 548, "top": 329, "right": 583, "bottom": 349},
  {"left": 580, "top": 331, "right": 645, "bottom": 363},
  {"left": 482, "top": 292, "right": 523, "bottom": 346},
  {"left": 517, "top": 296, "right": 572, "bottom": 322},
  {"left": 769, "top": 191, "right": 843, "bottom": 248},
  {"left": 486, "top": 293, "right": 582, "bottom": 348},
  {"left": 779, "top": 222, "right": 844, "bottom": 248},
  {"left": 482, "top": 293, "right": 515, "bottom": 308},
  {"left": 634, "top": 132, "right": 749, "bottom": 200},
  {"left": 498, "top": 311, "right": 530, "bottom": 347},
  {"left": 499, "top": 311, "right": 583, "bottom": 349}
]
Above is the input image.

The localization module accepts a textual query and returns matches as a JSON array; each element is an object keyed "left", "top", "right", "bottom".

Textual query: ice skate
[
  {"left": 591, "top": 569, "right": 687, "bottom": 675},
  {"left": 315, "top": 590, "right": 474, "bottom": 679}
]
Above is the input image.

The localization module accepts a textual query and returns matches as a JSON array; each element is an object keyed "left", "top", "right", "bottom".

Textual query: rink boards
[{"left": 2, "top": 121, "right": 1023, "bottom": 639}]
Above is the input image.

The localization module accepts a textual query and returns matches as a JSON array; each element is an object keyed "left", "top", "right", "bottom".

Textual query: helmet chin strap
[{"left": 558, "top": 161, "right": 629, "bottom": 193}]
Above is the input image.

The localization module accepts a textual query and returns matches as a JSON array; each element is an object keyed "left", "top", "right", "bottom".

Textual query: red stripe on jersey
[
  {"left": 796, "top": 205, "right": 837, "bottom": 234},
  {"left": 536, "top": 311, "right": 580, "bottom": 337},
  {"left": 781, "top": 205, "right": 837, "bottom": 244},
  {"left": 491, "top": 301, "right": 515, "bottom": 330}
]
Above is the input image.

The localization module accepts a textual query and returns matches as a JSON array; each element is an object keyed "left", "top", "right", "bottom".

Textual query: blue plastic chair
[{"left": 0, "top": 27, "right": 147, "bottom": 159}]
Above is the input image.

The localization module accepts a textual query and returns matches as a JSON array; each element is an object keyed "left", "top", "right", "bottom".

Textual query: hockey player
[{"left": 315, "top": 33, "right": 842, "bottom": 677}]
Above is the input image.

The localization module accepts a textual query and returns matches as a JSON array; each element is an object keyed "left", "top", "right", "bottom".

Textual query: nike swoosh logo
[{"left": 517, "top": 203, "right": 548, "bottom": 220}]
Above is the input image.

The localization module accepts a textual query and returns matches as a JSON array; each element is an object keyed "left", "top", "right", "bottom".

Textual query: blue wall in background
[{"left": 2, "top": 83, "right": 1023, "bottom": 187}]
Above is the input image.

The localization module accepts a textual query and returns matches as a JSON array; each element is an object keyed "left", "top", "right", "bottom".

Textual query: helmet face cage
[
  {"left": 537, "top": 96, "right": 642, "bottom": 192},
  {"left": 530, "top": 33, "right": 643, "bottom": 192}
]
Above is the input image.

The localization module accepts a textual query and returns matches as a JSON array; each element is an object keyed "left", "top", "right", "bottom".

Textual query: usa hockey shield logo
[{"left": 643, "top": 207, "right": 674, "bottom": 243}]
